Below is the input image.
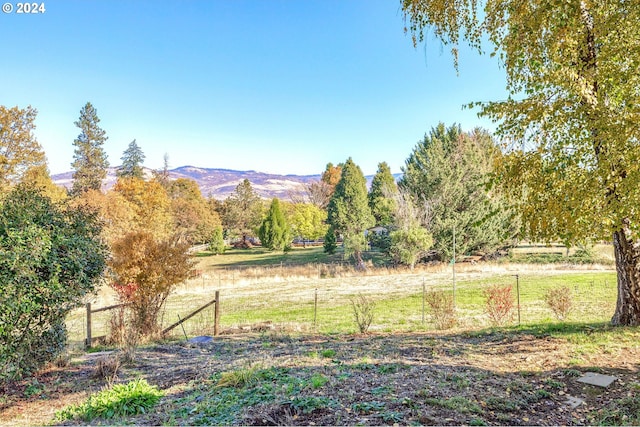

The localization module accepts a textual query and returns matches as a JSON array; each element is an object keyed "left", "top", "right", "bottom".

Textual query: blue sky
[{"left": 2, "top": 0, "right": 507, "bottom": 176}]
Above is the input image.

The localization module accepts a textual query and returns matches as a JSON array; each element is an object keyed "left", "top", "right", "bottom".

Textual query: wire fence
[{"left": 66, "top": 266, "right": 617, "bottom": 348}]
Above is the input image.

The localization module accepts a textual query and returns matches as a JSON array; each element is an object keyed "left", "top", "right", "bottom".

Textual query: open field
[
  {"left": 3, "top": 247, "right": 639, "bottom": 426},
  {"left": 66, "top": 246, "right": 617, "bottom": 348}
]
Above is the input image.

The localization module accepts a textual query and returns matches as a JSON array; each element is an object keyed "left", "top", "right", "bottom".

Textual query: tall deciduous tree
[
  {"left": 289, "top": 202, "right": 328, "bottom": 246},
  {"left": 0, "top": 106, "right": 46, "bottom": 192},
  {"left": 71, "top": 102, "right": 109, "bottom": 195},
  {"left": 109, "top": 231, "right": 194, "bottom": 336},
  {"left": 326, "top": 158, "right": 375, "bottom": 269},
  {"left": 402, "top": 0, "right": 640, "bottom": 325},
  {"left": 368, "top": 161, "right": 398, "bottom": 226},
  {"left": 113, "top": 177, "right": 173, "bottom": 239},
  {"left": 258, "top": 198, "right": 291, "bottom": 251},
  {"left": 222, "top": 179, "right": 263, "bottom": 246},
  {"left": 400, "top": 123, "right": 515, "bottom": 261},
  {"left": 167, "top": 178, "right": 222, "bottom": 244},
  {"left": 117, "top": 139, "right": 145, "bottom": 179}
]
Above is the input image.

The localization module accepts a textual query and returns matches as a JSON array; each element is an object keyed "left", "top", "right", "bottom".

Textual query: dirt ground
[{"left": 2, "top": 327, "right": 639, "bottom": 426}]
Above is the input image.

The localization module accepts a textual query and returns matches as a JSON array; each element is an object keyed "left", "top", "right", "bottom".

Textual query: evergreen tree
[
  {"left": 323, "top": 225, "right": 337, "bottom": 254},
  {"left": 327, "top": 158, "right": 375, "bottom": 269},
  {"left": 208, "top": 225, "right": 226, "bottom": 255},
  {"left": 400, "top": 123, "right": 515, "bottom": 261},
  {"left": 368, "top": 161, "right": 398, "bottom": 226},
  {"left": 71, "top": 102, "right": 109, "bottom": 195},
  {"left": 258, "top": 198, "right": 291, "bottom": 251},
  {"left": 117, "top": 139, "right": 145, "bottom": 179}
]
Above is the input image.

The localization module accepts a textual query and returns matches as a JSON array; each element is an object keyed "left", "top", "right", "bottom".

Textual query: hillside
[
  {"left": 52, "top": 166, "right": 401, "bottom": 200},
  {"left": 52, "top": 166, "right": 322, "bottom": 200}
]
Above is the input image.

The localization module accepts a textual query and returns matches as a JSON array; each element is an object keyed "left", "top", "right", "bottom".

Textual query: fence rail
[{"left": 84, "top": 291, "right": 220, "bottom": 348}]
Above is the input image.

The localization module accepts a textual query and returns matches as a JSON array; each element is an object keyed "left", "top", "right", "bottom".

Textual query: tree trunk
[
  {"left": 354, "top": 250, "right": 366, "bottom": 271},
  {"left": 611, "top": 223, "right": 640, "bottom": 326}
]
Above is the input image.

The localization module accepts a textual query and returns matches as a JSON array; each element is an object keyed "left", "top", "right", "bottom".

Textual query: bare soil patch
[{"left": 2, "top": 327, "right": 638, "bottom": 426}]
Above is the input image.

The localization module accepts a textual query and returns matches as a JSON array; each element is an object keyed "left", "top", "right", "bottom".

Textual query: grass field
[{"left": 66, "top": 245, "right": 618, "bottom": 347}]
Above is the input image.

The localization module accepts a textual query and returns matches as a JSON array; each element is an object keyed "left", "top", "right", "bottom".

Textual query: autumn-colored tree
[
  {"left": 326, "top": 158, "right": 375, "bottom": 269},
  {"left": 222, "top": 179, "right": 264, "bottom": 246},
  {"left": 402, "top": 0, "right": 640, "bottom": 325},
  {"left": 71, "top": 102, "right": 109, "bottom": 195},
  {"left": 0, "top": 105, "right": 47, "bottom": 193},
  {"left": 113, "top": 177, "right": 173, "bottom": 239},
  {"left": 21, "top": 165, "right": 67, "bottom": 202},
  {"left": 167, "top": 178, "right": 221, "bottom": 244},
  {"left": 368, "top": 161, "right": 398, "bottom": 226},
  {"left": 68, "top": 189, "right": 135, "bottom": 246},
  {"left": 109, "top": 231, "right": 194, "bottom": 336},
  {"left": 258, "top": 198, "right": 291, "bottom": 251},
  {"left": 117, "top": 139, "right": 145, "bottom": 179}
]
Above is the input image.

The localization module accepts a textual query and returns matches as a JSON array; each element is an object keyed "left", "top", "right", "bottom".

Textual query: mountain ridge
[{"left": 52, "top": 166, "right": 402, "bottom": 200}]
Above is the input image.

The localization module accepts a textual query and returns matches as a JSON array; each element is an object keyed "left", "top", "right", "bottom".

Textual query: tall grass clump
[{"left": 55, "top": 378, "right": 163, "bottom": 422}]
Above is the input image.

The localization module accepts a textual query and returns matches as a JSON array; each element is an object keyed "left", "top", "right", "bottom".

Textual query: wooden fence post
[
  {"left": 85, "top": 303, "right": 92, "bottom": 349},
  {"left": 214, "top": 290, "right": 220, "bottom": 336}
]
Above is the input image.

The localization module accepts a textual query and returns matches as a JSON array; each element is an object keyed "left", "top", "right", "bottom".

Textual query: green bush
[
  {"left": 55, "top": 378, "right": 163, "bottom": 421},
  {"left": 0, "top": 186, "right": 106, "bottom": 381}
]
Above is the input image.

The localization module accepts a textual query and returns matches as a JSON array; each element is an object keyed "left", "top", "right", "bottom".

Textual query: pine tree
[
  {"left": 327, "top": 158, "right": 375, "bottom": 269},
  {"left": 400, "top": 123, "right": 515, "bottom": 261},
  {"left": 117, "top": 139, "right": 145, "bottom": 179},
  {"left": 222, "top": 179, "right": 264, "bottom": 247},
  {"left": 71, "top": 102, "right": 109, "bottom": 195},
  {"left": 208, "top": 226, "right": 226, "bottom": 255},
  {"left": 258, "top": 198, "right": 291, "bottom": 251},
  {"left": 368, "top": 161, "right": 398, "bottom": 226}
]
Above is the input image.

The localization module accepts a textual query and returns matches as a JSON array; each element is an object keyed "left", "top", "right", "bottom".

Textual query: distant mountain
[{"left": 52, "top": 166, "right": 402, "bottom": 200}]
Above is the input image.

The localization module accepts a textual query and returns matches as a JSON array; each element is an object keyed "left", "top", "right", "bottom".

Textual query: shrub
[
  {"left": 350, "top": 294, "right": 375, "bottom": 333},
  {"left": 425, "top": 291, "right": 457, "bottom": 330},
  {"left": 0, "top": 186, "right": 106, "bottom": 381},
  {"left": 544, "top": 286, "right": 573, "bottom": 320},
  {"left": 484, "top": 285, "right": 515, "bottom": 326},
  {"left": 208, "top": 226, "right": 226, "bottom": 254},
  {"left": 55, "top": 378, "right": 163, "bottom": 422}
]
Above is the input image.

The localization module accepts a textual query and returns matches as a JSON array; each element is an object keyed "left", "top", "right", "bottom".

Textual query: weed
[
  {"left": 544, "top": 286, "right": 573, "bottom": 320},
  {"left": 371, "top": 385, "right": 394, "bottom": 396},
  {"left": 216, "top": 366, "right": 259, "bottom": 388},
  {"left": 589, "top": 396, "right": 640, "bottom": 426},
  {"left": 563, "top": 368, "right": 582, "bottom": 377},
  {"left": 55, "top": 378, "right": 162, "bottom": 422},
  {"left": 310, "top": 373, "right": 328, "bottom": 389},
  {"left": 536, "top": 389, "right": 552, "bottom": 398},
  {"left": 377, "top": 363, "right": 402, "bottom": 374},
  {"left": 352, "top": 400, "right": 386, "bottom": 414},
  {"left": 350, "top": 293, "right": 375, "bottom": 333},
  {"left": 23, "top": 379, "right": 45, "bottom": 398},
  {"left": 543, "top": 378, "right": 564, "bottom": 389},
  {"left": 484, "top": 285, "right": 515, "bottom": 326},
  {"left": 425, "top": 290, "right": 457, "bottom": 330},
  {"left": 485, "top": 396, "right": 521, "bottom": 412},
  {"left": 469, "top": 418, "right": 488, "bottom": 426},
  {"left": 287, "top": 396, "right": 337, "bottom": 414},
  {"left": 425, "top": 396, "right": 482, "bottom": 414},
  {"left": 321, "top": 349, "right": 337, "bottom": 358},
  {"left": 381, "top": 411, "right": 404, "bottom": 423}
]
